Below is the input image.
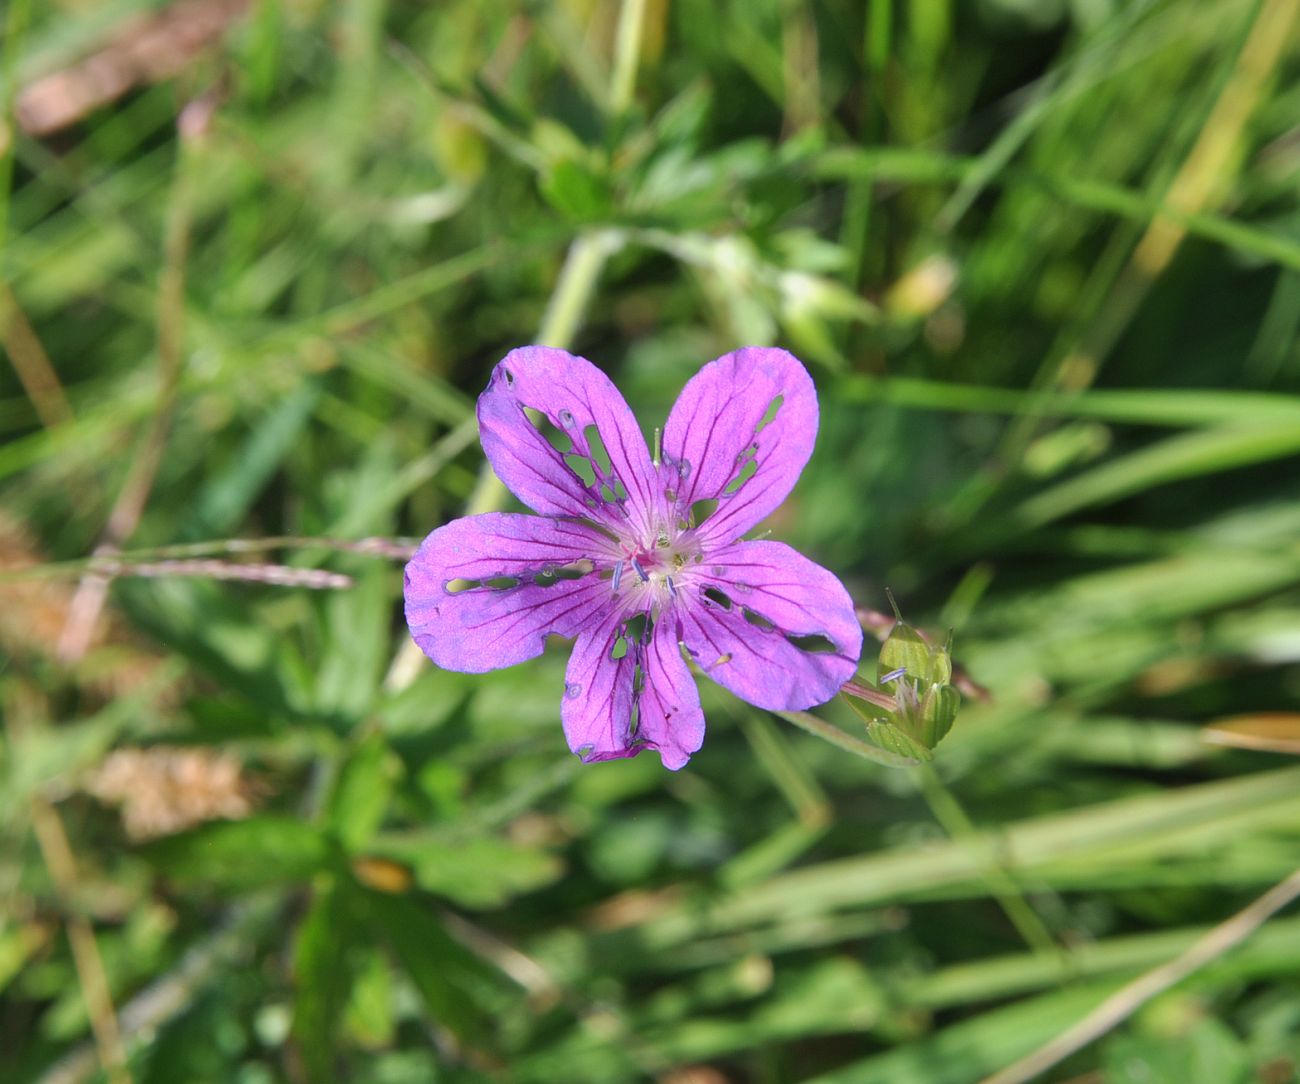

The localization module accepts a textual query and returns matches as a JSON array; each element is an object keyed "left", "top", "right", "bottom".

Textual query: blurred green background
[{"left": 5, "top": 0, "right": 1300, "bottom": 1081}]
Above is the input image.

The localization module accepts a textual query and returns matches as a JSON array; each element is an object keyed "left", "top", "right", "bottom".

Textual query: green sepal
[
  {"left": 879, "top": 622, "right": 933, "bottom": 683},
  {"left": 920, "top": 684, "right": 961, "bottom": 748},
  {"left": 862, "top": 719, "right": 933, "bottom": 764}
]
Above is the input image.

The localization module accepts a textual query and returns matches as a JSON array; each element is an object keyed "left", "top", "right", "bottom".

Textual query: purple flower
[{"left": 403, "top": 346, "right": 863, "bottom": 769}]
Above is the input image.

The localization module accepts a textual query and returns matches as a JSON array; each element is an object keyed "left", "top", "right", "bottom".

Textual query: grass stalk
[
  {"left": 915, "top": 764, "right": 1062, "bottom": 964},
  {"left": 980, "top": 866, "right": 1300, "bottom": 1084},
  {"left": 609, "top": 0, "right": 648, "bottom": 115}
]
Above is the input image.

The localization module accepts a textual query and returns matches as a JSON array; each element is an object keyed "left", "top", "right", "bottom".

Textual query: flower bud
[{"left": 842, "top": 604, "right": 964, "bottom": 765}]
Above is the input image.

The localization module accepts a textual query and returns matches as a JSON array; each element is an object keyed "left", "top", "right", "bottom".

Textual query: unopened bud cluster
[{"left": 843, "top": 609, "right": 962, "bottom": 764}]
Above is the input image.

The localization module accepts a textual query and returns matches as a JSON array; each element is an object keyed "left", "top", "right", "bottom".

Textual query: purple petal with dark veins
[
  {"left": 403, "top": 513, "right": 615, "bottom": 673},
  {"left": 562, "top": 612, "right": 706, "bottom": 770},
  {"left": 478, "top": 346, "right": 657, "bottom": 536},
  {"left": 680, "top": 540, "right": 862, "bottom": 710},
  {"left": 660, "top": 347, "right": 817, "bottom": 545},
  {"left": 561, "top": 612, "right": 639, "bottom": 764},
  {"left": 637, "top": 628, "right": 706, "bottom": 770}
]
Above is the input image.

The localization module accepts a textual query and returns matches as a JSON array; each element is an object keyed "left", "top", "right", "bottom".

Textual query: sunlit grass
[{"left": 4, "top": 1, "right": 1300, "bottom": 1082}]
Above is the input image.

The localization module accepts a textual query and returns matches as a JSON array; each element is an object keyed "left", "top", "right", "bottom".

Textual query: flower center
[{"left": 616, "top": 525, "right": 702, "bottom": 610}]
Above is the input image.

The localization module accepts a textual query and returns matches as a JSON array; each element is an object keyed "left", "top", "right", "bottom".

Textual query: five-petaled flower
[{"left": 403, "top": 346, "right": 863, "bottom": 769}]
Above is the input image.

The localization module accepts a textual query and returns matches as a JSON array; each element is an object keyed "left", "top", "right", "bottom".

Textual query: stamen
[
  {"left": 881, "top": 667, "right": 907, "bottom": 684},
  {"left": 666, "top": 576, "right": 677, "bottom": 599},
  {"left": 631, "top": 557, "right": 649, "bottom": 583},
  {"left": 611, "top": 560, "right": 623, "bottom": 593}
]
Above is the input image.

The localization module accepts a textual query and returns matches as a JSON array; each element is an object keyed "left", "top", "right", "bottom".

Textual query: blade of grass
[{"left": 980, "top": 866, "right": 1300, "bottom": 1084}]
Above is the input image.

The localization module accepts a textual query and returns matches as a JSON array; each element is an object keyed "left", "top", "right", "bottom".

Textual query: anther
[
  {"left": 881, "top": 667, "right": 907, "bottom": 684},
  {"left": 631, "top": 557, "right": 649, "bottom": 583},
  {"left": 611, "top": 560, "right": 623, "bottom": 593}
]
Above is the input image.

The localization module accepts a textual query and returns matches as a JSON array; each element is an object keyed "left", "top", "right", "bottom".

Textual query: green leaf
[
  {"left": 328, "top": 733, "right": 397, "bottom": 852},
  {"left": 363, "top": 891, "right": 512, "bottom": 1042},
  {"left": 1014, "top": 423, "right": 1300, "bottom": 528},
  {"left": 1104, "top": 1014, "right": 1251, "bottom": 1084},
  {"left": 292, "top": 881, "right": 356, "bottom": 1083},
  {"left": 878, "top": 623, "right": 932, "bottom": 683},
  {"left": 344, "top": 948, "right": 396, "bottom": 1049},
  {"left": 379, "top": 835, "right": 564, "bottom": 908},
  {"left": 144, "top": 816, "right": 332, "bottom": 891},
  {"left": 539, "top": 159, "right": 611, "bottom": 220}
]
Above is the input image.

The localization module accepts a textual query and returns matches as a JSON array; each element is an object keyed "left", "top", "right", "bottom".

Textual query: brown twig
[
  {"left": 91, "top": 559, "right": 354, "bottom": 589},
  {"left": 0, "top": 285, "right": 73, "bottom": 427}
]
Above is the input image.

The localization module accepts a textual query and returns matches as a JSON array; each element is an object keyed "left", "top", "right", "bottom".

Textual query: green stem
[
  {"left": 609, "top": 0, "right": 648, "bottom": 114},
  {"left": 916, "top": 763, "right": 1063, "bottom": 964},
  {"left": 775, "top": 708, "right": 921, "bottom": 769},
  {"left": 469, "top": 228, "right": 619, "bottom": 517},
  {"left": 536, "top": 229, "right": 620, "bottom": 349}
]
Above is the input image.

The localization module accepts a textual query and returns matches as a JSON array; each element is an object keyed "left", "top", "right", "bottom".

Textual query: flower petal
[
  {"left": 404, "top": 513, "right": 614, "bottom": 673},
  {"left": 478, "top": 346, "right": 658, "bottom": 536},
  {"left": 561, "top": 613, "right": 638, "bottom": 763},
  {"left": 680, "top": 540, "right": 862, "bottom": 710},
  {"left": 637, "top": 627, "right": 706, "bottom": 770},
  {"left": 660, "top": 347, "right": 817, "bottom": 544},
  {"left": 562, "top": 612, "right": 706, "bottom": 770}
]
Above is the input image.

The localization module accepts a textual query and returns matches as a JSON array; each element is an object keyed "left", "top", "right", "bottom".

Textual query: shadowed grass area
[{"left": 4, "top": 1, "right": 1300, "bottom": 1082}]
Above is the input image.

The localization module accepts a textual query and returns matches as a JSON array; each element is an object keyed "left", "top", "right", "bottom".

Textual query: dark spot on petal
[
  {"left": 689, "top": 498, "right": 718, "bottom": 526},
  {"left": 702, "top": 586, "right": 733, "bottom": 610},
  {"left": 787, "top": 632, "right": 837, "bottom": 653}
]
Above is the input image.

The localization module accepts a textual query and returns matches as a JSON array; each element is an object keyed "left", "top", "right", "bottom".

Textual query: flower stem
[
  {"left": 774, "top": 708, "right": 920, "bottom": 769},
  {"left": 467, "top": 228, "right": 620, "bottom": 518},
  {"left": 537, "top": 228, "right": 621, "bottom": 350},
  {"left": 609, "top": 0, "right": 648, "bottom": 115}
]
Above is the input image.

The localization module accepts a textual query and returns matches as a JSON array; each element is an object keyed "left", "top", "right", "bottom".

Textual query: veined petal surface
[
  {"left": 404, "top": 513, "right": 614, "bottom": 673},
  {"left": 660, "top": 347, "right": 818, "bottom": 545},
  {"left": 680, "top": 540, "right": 861, "bottom": 710},
  {"left": 562, "top": 612, "right": 705, "bottom": 770},
  {"left": 478, "top": 346, "right": 658, "bottom": 537}
]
